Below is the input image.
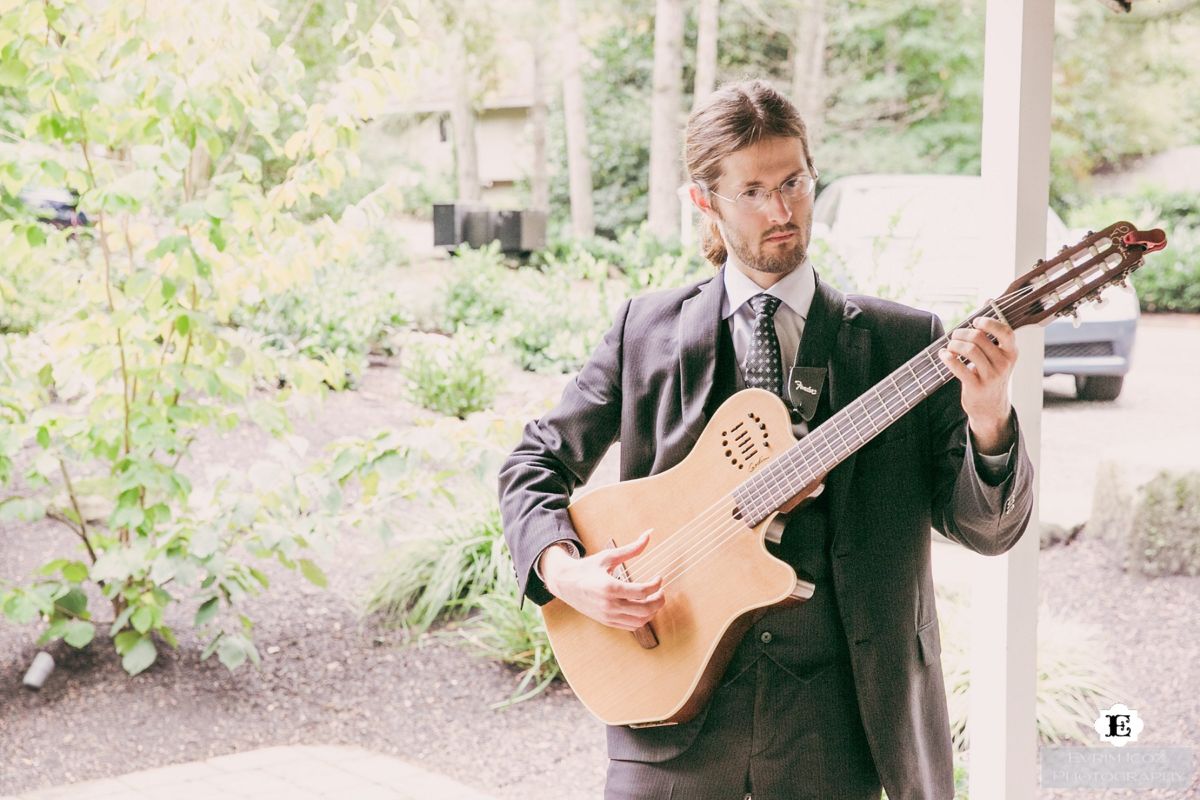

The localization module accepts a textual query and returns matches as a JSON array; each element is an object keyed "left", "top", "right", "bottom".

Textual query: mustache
[{"left": 762, "top": 226, "right": 800, "bottom": 241}]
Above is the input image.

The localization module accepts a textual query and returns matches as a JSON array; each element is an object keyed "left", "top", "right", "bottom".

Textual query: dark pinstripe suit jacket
[{"left": 497, "top": 268, "right": 1035, "bottom": 799}]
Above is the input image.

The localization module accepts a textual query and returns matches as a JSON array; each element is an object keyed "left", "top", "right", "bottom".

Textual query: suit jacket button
[{"left": 760, "top": 631, "right": 773, "bottom": 644}]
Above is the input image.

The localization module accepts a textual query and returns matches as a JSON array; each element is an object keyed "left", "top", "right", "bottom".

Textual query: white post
[{"left": 971, "top": 0, "right": 1052, "bottom": 798}]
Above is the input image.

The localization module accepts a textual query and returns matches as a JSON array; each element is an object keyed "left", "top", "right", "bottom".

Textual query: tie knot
[{"left": 749, "top": 294, "right": 781, "bottom": 318}]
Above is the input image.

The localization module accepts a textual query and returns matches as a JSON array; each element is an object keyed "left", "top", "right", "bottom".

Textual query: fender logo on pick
[{"left": 786, "top": 366, "right": 826, "bottom": 422}]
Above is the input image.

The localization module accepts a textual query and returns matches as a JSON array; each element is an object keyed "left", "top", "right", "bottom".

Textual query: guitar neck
[{"left": 733, "top": 314, "right": 979, "bottom": 526}]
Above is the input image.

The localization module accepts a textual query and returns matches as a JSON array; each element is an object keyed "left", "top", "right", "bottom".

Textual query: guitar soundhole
[{"left": 722, "top": 412, "right": 769, "bottom": 469}]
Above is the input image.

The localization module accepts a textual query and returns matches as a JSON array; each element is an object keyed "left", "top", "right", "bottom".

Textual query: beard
[{"left": 717, "top": 216, "right": 808, "bottom": 274}]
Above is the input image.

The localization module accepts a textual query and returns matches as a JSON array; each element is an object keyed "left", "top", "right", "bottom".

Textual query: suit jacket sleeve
[
  {"left": 924, "top": 313, "right": 1035, "bottom": 556},
  {"left": 497, "top": 298, "right": 632, "bottom": 607}
]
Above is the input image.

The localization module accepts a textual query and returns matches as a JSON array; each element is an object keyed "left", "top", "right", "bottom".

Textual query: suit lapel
[
  {"left": 822, "top": 288, "right": 871, "bottom": 546},
  {"left": 677, "top": 268, "right": 727, "bottom": 448}
]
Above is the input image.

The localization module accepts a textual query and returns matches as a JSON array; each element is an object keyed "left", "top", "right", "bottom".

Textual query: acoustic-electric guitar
[{"left": 540, "top": 221, "right": 1167, "bottom": 728}]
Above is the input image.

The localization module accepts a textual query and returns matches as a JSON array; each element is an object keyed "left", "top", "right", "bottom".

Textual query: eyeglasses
[{"left": 707, "top": 171, "right": 820, "bottom": 213}]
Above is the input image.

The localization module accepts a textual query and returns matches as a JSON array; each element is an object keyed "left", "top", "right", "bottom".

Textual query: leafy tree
[{"left": 0, "top": 0, "right": 420, "bottom": 674}]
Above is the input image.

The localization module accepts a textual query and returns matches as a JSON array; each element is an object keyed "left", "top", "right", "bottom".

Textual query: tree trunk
[
  {"left": 558, "top": 0, "right": 594, "bottom": 237},
  {"left": 691, "top": 0, "right": 720, "bottom": 113},
  {"left": 790, "top": 0, "right": 827, "bottom": 152},
  {"left": 648, "top": 0, "right": 685, "bottom": 242},
  {"left": 529, "top": 32, "right": 549, "bottom": 212},
  {"left": 450, "top": 28, "right": 481, "bottom": 203}
]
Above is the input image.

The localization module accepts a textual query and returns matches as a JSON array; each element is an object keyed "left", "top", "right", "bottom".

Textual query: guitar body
[{"left": 542, "top": 388, "right": 823, "bottom": 727}]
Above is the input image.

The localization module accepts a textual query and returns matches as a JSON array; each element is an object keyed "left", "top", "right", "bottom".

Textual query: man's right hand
[{"left": 540, "top": 529, "right": 666, "bottom": 632}]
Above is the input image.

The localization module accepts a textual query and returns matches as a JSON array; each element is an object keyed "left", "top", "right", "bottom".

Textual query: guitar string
[
  {"left": 617, "top": 284, "right": 1036, "bottom": 584},
  {"left": 618, "top": 291, "right": 1028, "bottom": 585},
  {"left": 621, "top": 237, "right": 1131, "bottom": 584},
  {"left": 622, "top": 243, "right": 1126, "bottom": 587},
  {"left": 617, "top": 265, "right": 1091, "bottom": 588}
]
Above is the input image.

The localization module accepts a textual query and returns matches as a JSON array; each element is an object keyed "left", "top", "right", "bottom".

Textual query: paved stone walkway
[{"left": 0, "top": 745, "right": 497, "bottom": 800}]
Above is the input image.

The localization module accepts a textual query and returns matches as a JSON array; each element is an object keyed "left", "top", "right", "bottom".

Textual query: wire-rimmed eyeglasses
[{"left": 706, "top": 171, "right": 820, "bottom": 213}]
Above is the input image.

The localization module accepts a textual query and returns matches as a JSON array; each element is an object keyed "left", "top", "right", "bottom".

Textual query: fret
[
  {"left": 906, "top": 361, "right": 926, "bottom": 394},
  {"left": 816, "top": 430, "right": 839, "bottom": 471},
  {"left": 871, "top": 387, "right": 892, "bottom": 426}
]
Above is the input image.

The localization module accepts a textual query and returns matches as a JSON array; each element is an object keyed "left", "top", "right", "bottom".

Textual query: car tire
[{"left": 1074, "top": 375, "right": 1124, "bottom": 401}]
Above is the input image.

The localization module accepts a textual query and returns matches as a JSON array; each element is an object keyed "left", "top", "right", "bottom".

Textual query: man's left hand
[{"left": 938, "top": 315, "right": 1017, "bottom": 455}]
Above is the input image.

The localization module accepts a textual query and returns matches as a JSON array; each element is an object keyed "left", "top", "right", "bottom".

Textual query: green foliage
[
  {"left": 548, "top": 0, "right": 1198, "bottom": 233},
  {"left": 233, "top": 227, "right": 411, "bottom": 390},
  {"left": 438, "top": 243, "right": 514, "bottom": 333},
  {"left": 400, "top": 336, "right": 496, "bottom": 418},
  {"left": 937, "top": 586, "right": 1121, "bottom": 753},
  {"left": 1050, "top": 3, "right": 1197, "bottom": 209},
  {"left": 362, "top": 506, "right": 509, "bottom": 635},
  {"left": 1128, "top": 470, "right": 1200, "bottom": 577},
  {"left": 435, "top": 239, "right": 630, "bottom": 375},
  {"left": 547, "top": 2, "right": 654, "bottom": 236},
  {"left": 502, "top": 271, "right": 613, "bottom": 374},
  {"left": 537, "top": 223, "right": 710, "bottom": 294},
  {"left": 0, "top": 0, "right": 423, "bottom": 674},
  {"left": 1067, "top": 187, "right": 1200, "bottom": 313},
  {"left": 362, "top": 499, "right": 561, "bottom": 708},
  {"left": 822, "top": 0, "right": 985, "bottom": 178},
  {"left": 460, "top": 590, "right": 560, "bottom": 709}
]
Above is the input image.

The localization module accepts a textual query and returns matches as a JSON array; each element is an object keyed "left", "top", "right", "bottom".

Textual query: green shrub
[
  {"left": 438, "top": 242, "right": 513, "bottom": 333},
  {"left": 361, "top": 502, "right": 561, "bottom": 708},
  {"left": 1067, "top": 187, "right": 1200, "bottom": 313},
  {"left": 459, "top": 590, "right": 560, "bottom": 709},
  {"left": 502, "top": 269, "right": 615, "bottom": 374},
  {"left": 1128, "top": 470, "right": 1200, "bottom": 577},
  {"left": 234, "top": 261, "right": 409, "bottom": 389},
  {"left": 361, "top": 506, "right": 508, "bottom": 635},
  {"left": 0, "top": 1, "right": 424, "bottom": 675},
  {"left": 1131, "top": 229, "right": 1200, "bottom": 313},
  {"left": 536, "top": 223, "right": 710, "bottom": 294},
  {"left": 399, "top": 336, "right": 496, "bottom": 418}
]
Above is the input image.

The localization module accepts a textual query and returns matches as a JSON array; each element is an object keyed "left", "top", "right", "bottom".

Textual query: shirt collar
[{"left": 721, "top": 257, "right": 816, "bottom": 321}]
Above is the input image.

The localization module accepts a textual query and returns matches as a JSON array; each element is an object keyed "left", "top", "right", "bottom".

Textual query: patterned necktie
[{"left": 745, "top": 293, "right": 784, "bottom": 399}]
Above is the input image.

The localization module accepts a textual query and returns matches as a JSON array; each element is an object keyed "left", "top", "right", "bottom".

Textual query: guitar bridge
[{"left": 611, "top": 538, "right": 659, "bottom": 649}]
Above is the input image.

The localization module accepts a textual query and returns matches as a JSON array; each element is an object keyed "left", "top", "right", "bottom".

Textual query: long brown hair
[{"left": 684, "top": 79, "right": 815, "bottom": 267}]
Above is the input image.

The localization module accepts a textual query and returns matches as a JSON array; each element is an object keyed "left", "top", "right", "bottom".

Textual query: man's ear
[{"left": 689, "top": 183, "right": 717, "bottom": 222}]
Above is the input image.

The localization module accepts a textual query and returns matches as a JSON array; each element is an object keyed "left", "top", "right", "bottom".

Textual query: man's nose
[{"left": 765, "top": 190, "right": 792, "bottom": 224}]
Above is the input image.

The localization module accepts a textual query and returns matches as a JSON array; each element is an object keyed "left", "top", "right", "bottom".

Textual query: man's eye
[
  {"left": 741, "top": 188, "right": 766, "bottom": 203},
  {"left": 782, "top": 177, "right": 803, "bottom": 191}
]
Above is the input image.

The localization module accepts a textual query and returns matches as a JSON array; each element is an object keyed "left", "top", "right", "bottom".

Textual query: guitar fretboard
[{"left": 731, "top": 319, "right": 973, "bottom": 526}]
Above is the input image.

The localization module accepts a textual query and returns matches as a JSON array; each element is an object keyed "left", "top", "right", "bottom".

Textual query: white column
[{"left": 971, "top": 0, "right": 1052, "bottom": 797}]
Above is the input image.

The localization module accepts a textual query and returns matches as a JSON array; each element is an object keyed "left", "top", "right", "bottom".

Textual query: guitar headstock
[{"left": 998, "top": 221, "right": 1167, "bottom": 330}]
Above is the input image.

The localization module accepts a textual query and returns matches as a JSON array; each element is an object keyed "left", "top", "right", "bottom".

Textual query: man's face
[{"left": 697, "top": 136, "right": 815, "bottom": 276}]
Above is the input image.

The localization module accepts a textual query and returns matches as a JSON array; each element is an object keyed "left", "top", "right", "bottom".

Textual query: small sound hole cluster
[{"left": 721, "top": 411, "right": 769, "bottom": 470}]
